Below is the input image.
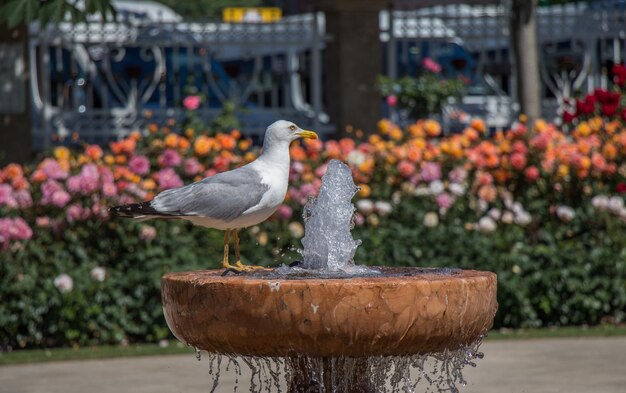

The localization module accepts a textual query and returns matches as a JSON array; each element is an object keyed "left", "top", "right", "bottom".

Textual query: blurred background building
[{"left": 2, "top": 0, "right": 626, "bottom": 163}]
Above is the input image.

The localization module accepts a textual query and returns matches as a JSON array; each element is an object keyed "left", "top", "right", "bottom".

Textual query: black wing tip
[{"left": 108, "top": 202, "right": 159, "bottom": 218}]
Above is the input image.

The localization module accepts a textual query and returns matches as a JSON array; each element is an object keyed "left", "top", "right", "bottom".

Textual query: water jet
[{"left": 161, "top": 160, "right": 497, "bottom": 392}]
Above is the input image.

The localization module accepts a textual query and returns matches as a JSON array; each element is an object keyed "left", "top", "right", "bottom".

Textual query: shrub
[{"left": 1, "top": 112, "right": 626, "bottom": 349}]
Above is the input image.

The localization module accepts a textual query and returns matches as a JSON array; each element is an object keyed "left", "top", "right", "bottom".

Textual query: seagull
[{"left": 109, "top": 120, "right": 318, "bottom": 271}]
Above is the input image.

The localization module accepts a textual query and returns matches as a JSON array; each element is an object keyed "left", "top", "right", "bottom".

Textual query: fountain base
[{"left": 161, "top": 267, "right": 497, "bottom": 357}]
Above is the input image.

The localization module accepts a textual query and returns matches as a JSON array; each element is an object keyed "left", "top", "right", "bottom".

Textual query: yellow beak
[{"left": 297, "top": 130, "right": 318, "bottom": 140}]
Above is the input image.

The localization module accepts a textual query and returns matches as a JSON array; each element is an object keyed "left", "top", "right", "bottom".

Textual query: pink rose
[
  {"left": 155, "top": 168, "right": 183, "bottom": 190},
  {"left": 36, "top": 216, "right": 51, "bottom": 228},
  {"left": 510, "top": 153, "right": 527, "bottom": 171},
  {"left": 184, "top": 158, "right": 201, "bottom": 176},
  {"left": 422, "top": 57, "right": 442, "bottom": 73},
  {"left": 41, "top": 158, "right": 68, "bottom": 180},
  {"left": 183, "top": 95, "right": 201, "bottom": 111},
  {"left": 13, "top": 189, "right": 32, "bottom": 209},
  {"left": 158, "top": 149, "right": 182, "bottom": 168},
  {"left": 277, "top": 205, "right": 293, "bottom": 221},
  {"left": 9, "top": 217, "right": 32, "bottom": 240},
  {"left": 0, "top": 184, "right": 17, "bottom": 208},
  {"left": 436, "top": 192, "right": 454, "bottom": 209},
  {"left": 102, "top": 182, "right": 118, "bottom": 197},
  {"left": 420, "top": 162, "right": 442, "bottom": 182},
  {"left": 386, "top": 95, "right": 398, "bottom": 107},
  {"left": 524, "top": 166, "right": 540, "bottom": 182},
  {"left": 66, "top": 204, "right": 83, "bottom": 223},
  {"left": 51, "top": 190, "right": 71, "bottom": 208},
  {"left": 397, "top": 160, "right": 415, "bottom": 178},
  {"left": 139, "top": 225, "right": 157, "bottom": 242},
  {"left": 129, "top": 156, "right": 150, "bottom": 176}
]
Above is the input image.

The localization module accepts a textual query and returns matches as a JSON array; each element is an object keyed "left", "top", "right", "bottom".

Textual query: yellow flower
[
  {"left": 244, "top": 152, "right": 257, "bottom": 163},
  {"left": 424, "top": 119, "right": 441, "bottom": 137},
  {"left": 104, "top": 155, "right": 115, "bottom": 165},
  {"left": 557, "top": 164, "right": 569, "bottom": 177},
  {"left": 142, "top": 179, "right": 156, "bottom": 190},
  {"left": 194, "top": 135, "right": 211, "bottom": 156},
  {"left": 54, "top": 146, "right": 70, "bottom": 161},
  {"left": 358, "top": 184, "right": 372, "bottom": 198},
  {"left": 577, "top": 122, "right": 591, "bottom": 137},
  {"left": 165, "top": 133, "right": 179, "bottom": 148},
  {"left": 390, "top": 127, "right": 403, "bottom": 141}
]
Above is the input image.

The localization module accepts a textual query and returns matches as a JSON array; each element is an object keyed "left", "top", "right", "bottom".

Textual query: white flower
[
  {"left": 288, "top": 222, "right": 304, "bottom": 238},
  {"left": 428, "top": 180, "right": 444, "bottom": 195},
  {"left": 158, "top": 339, "right": 169, "bottom": 348},
  {"left": 511, "top": 202, "right": 524, "bottom": 215},
  {"left": 392, "top": 191, "right": 402, "bottom": 205},
  {"left": 608, "top": 196, "right": 624, "bottom": 213},
  {"left": 347, "top": 150, "right": 366, "bottom": 166},
  {"left": 512, "top": 265, "right": 521, "bottom": 274},
  {"left": 413, "top": 186, "right": 430, "bottom": 196},
  {"left": 488, "top": 208, "right": 502, "bottom": 221},
  {"left": 423, "top": 212, "right": 439, "bottom": 228},
  {"left": 478, "top": 216, "right": 497, "bottom": 233},
  {"left": 478, "top": 200, "right": 488, "bottom": 212},
  {"left": 356, "top": 199, "right": 375, "bottom": 215},
  {"left": 556, "top": 206, "right": 576, "bottom": 222},
  {"left": 501, "top": 211, "right": 514, "bottom": 224},
  {"left": 591, "top": 195, "right": 609, "bottom": 210},
  {"left": 449, "top": 183, "right": 465, "bottom": 196},
  {"left": 90, "top": 266, "right": 106, "bottom": 282},
  {"left": 375, "top": 201, "right": 393, "bottom": 216},
  {"left": 54, "top": 274, "right": 73, "bottom": 293},
  {"left": 515, "top": 211, "right": 532, "bottom": 226}
]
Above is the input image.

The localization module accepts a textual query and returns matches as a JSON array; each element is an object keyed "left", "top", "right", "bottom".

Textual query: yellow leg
[
  {"left": 221, "top": 229, "right": 233, "bottom": 269},
  {"left": 233, "top": 228, "right": 264, "bottom": 271},
  {"left": 233, "top": 229, "right": 241, "bottom": 264}
]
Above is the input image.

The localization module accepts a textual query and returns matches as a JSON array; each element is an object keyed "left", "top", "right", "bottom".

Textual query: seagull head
[{"left": 263, "top": 120, "right": 318, "bottom": 148}]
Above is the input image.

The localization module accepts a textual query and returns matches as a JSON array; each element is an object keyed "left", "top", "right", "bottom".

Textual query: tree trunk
[
  {"left": 0, "top": 22, "right": 32, "bottom": 165},
  {"left": 511, "top": 0, "right": 541, "bottom": 121}
]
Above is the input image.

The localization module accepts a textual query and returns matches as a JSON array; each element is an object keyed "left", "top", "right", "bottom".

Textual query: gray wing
[{"left": 150, "top": 166, "right": 269, "bottom": 221}]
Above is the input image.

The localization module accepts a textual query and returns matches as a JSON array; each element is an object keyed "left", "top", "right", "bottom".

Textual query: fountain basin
[{"left": 162, "top": 267, "right": 497, "bottom": 357}]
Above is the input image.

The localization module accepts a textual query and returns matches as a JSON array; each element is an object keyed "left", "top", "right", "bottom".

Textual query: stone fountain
[{"left": 161, "top": 160, "right": 497, "bottom": 392}]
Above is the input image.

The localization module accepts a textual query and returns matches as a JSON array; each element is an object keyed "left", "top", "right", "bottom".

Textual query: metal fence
[
  {"left": 29, "top": 0, "right": 626, "bottom": 146},
  {"left": 385, "top": 0, "right": 626, "bottom": 131},
  {"left": 29, "top": 12, "right": 328, "bottom": 148}
]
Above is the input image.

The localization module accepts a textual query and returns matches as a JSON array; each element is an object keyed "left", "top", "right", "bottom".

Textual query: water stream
[{"left": 200, "top": 337, "right": 485, "bottom": 393}]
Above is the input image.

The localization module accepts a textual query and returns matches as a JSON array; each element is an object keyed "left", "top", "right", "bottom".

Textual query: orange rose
[
  {"left": 4, "top": 163, "right": 23, "bottom": 180},
  {"left": 165, "top": 133, "right": 179, "bottom": 148},
  {"left": 194, "top": 135, "right": 211, "bottom": 156},
  {"left": 290, "top": 145, "right": 307, "bottom": 161},
  {"left": 54, "top": 146, "right": 70, "bottom": 161},
  {"left": 603, "top": 143, "right": 618, "bottom": 160},
  {"left": 470, "top": 118, "right": 486, "bottom": 134},
  {"left": 85, "top": 145, "right": 103, "bottom": 161},
  {"left": 217, "top": 134, "right": 236, "bottom": 150},
  {"left": 424, "top": 119, "right": 441, "bottom": 137}
]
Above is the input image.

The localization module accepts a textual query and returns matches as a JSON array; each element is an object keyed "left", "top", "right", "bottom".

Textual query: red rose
[
  {"left": 563, "top": 110, "right": 576, "bottom": 123},
  {"left": 602, "top": 103, "right": 619, "bottom": 117},
  {"left": 617, "top": 183, "right": 626, "bottom": 193}
]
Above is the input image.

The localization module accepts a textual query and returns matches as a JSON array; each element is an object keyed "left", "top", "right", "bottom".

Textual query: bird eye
[{"left": 289, "top": 125, "right": 296, "bottom": 131}]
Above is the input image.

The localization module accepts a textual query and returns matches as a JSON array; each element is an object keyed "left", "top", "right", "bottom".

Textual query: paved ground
[{"left": 0, "top": 337, "right": 625, "bottom": 393}]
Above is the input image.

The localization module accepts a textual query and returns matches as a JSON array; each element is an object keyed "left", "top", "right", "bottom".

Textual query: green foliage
[
  {"left": 0, "top": 0, "right": 116, "bottom": 28},
  {"left": 379, "top": 74, "right": 466, "bottom": 119}
]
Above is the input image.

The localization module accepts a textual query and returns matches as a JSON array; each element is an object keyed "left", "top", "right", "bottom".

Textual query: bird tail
[{"left": 108, "top": 202, "right": 161, "bottom": 218}]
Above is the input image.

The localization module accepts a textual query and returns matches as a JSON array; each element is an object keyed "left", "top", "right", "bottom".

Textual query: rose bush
[{"left": 2, "top": 110, "right": 626, "bottom": 349}]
